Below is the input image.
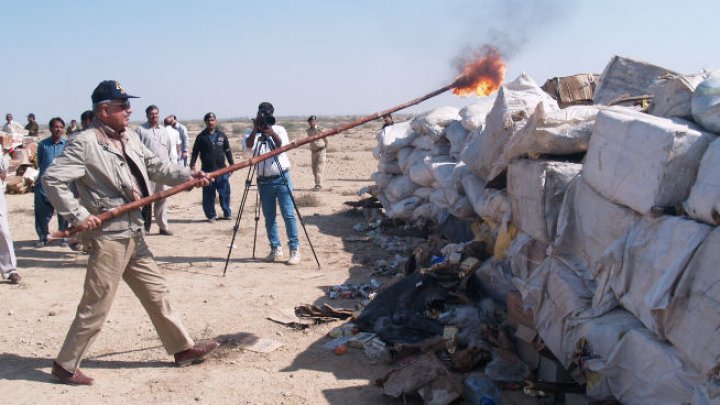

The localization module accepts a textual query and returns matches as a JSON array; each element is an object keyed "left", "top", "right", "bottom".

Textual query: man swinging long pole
[{"left": 50, "top": 81, "right": 459, "bottom": 241}]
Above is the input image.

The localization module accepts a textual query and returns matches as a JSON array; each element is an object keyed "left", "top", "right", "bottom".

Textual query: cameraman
[{"left": 245, "top": 102, "right": 300, "bottom": 265}]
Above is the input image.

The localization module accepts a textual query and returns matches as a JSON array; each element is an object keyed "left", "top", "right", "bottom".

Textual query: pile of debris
[
  {"left": 1, "top": 131, "right": 39, "bottom": 194},
  {"left": 363, "top": 55, "right": 720, "bottom": 404}
]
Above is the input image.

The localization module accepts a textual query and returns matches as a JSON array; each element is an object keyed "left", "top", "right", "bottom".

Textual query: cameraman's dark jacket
[{"left": 190, "top": 129, "right": 235, "bottom": 172}]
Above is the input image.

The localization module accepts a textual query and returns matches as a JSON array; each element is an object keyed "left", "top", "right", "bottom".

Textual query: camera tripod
[{"left": 222, "top": 135, "right": 321, "bottom": 276}]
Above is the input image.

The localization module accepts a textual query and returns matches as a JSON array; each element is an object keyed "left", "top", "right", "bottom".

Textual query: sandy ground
[{"left": 0, "top": 119, "right": 406, "bottom": 404}]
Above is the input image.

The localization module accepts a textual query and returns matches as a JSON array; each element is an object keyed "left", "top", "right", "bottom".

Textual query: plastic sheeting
[
  {"left": 507, "top": 160, "right": 581, "bottom": 244},
  {"left": 507, "top": 232, "right": 547, "bottom": 281},
  {"left": 583, "top": 107, "right": 715, "bottom": 215},
  {"left": 459, "top": 99, "right": 494, "bottom": 132}
]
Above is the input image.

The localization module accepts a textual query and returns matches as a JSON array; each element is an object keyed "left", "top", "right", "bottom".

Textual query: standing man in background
[
  {"left": 34, "top": 117, "right": 69, "bottom": 247},
  {"left": 190, "top": 112, "right": 234, "bottom": 221},
  {"left": 305, "top": 115, "right": 328, "bottom": 191},
  {"left": 25, "top": 113, "right": 39, "bottom": 136},
  {"left": 3, "top": 113, "right": 24, "bottom": 134},
  {"left": 0, "top": 148, "right": 20, "bottom": 284},
  {"left": 136, "top": 105, "right": 174, "bottom": 235},
  {"left": 169, "top": 115, "right": 189, "bottom": 166},
  {"left": 164, "top": 116, "right": 181, "bottom": 164},
  {"left": 80, "top": 110, "right": 93, "bottom": 130}
]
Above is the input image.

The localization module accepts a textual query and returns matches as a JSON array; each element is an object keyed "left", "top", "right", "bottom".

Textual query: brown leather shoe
[
  {"left": 51, "top": 361, "right": 94, "bottom": 385},
  {"left": 174, "top": 340, "right": 219, "bottom": 367}
]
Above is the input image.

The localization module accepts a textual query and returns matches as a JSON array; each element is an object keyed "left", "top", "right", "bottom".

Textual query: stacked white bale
[
  {"left": 593, "top": 55, "right": 679, "bottom": 106},
  {"left": 460, "top": 73, "right": 559, "bottom": 181},
  {"left": 691, "top": 71, "right": 720, "bottom": 133},
  {"left": 684, "top": 138, "right": 720, "bottom": 224},
  {"left": 665, "top": 227, "right": 720, "bottom": 379},
  {"left": 551, "top": 176, "right": 641, "bottom": 282},
  {"left": 507, "top": 160, "right": 582, "bottom": 244},
  {"left": 507, "top": 233, "right": 547, "bottom": 281},
  {"left": 648, "top": 73, "right": 706, "bottom": 119},
  {"left": 591, "top": 216, "right": 711, "bottom": 337},
  {"left": 371, "top": 107, "right": 478, "bottom": 224},
  {"left": 497, "top": 103, "right": 599, "bottom": 170},
  {"left": 583, "top": 107, "right": 716, "bottom": 216},
  {"left": 586, "top": 329, "right": 706, "bottom": 405},
  {"left": 514, "top": 256, "right": 593, "bottom": 368}
]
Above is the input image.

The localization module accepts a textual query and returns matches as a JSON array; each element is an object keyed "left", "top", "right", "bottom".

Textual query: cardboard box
[{"left": 506, "top": 291, "right": 534, "bottom": 329}]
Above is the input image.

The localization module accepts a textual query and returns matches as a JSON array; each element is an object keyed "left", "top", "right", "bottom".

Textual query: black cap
[{"left": 91, "top": 80, "right": 139, "bottom": 104}]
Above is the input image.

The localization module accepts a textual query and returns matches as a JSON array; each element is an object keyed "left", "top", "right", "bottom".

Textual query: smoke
[{"left": 455, "top": 0, "right": 576, "bottom": 64}]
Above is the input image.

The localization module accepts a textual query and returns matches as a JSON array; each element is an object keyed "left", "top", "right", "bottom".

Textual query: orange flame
[{"left": 452, "top": 46, "right": 506, "bottom": 97}]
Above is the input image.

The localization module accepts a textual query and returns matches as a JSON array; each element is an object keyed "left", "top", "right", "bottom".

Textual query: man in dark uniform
[{"left": 190, "top": 112, "right": 234, "bottom": 221}]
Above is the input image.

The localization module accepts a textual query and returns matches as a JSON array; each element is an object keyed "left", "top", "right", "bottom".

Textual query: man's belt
[{"left": 258, "top": 169, "right": 289, "bottom": 182}]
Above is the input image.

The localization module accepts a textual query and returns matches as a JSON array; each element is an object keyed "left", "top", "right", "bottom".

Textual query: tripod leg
[
  {"left": 222, "top": 160, "right": 257, "bottom": 276},
  {"left": 275, "top": 169, "right": 322, "bottom": 269},
  {"left": 252, "top": 183, "right": 261, "bottom": 259}
]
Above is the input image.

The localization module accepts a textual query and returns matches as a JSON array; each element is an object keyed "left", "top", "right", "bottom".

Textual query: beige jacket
[
  {"left": 42, "top": 124, "right": 192, "bottom": 240},
  {"left": 306, "top": 127, "right": 328, "bottom": 152}
]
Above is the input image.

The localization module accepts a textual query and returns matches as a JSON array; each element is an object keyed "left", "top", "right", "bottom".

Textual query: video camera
[{"left": 253, "top": 111, "right": 276, "bottom": 132}]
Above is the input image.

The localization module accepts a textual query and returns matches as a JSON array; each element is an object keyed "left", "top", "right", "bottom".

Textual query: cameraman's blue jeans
[
  {"left": 202, "top": 174, "right": 231, "bottom": 219},
  {"left": 34, "top": 189, "right": 68, "bottom": 243},
  {"left": 258, "top": 171, "right": 299, "bottom": 251}
]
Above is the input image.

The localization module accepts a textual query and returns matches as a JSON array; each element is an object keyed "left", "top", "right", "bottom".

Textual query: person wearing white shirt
[
  {"left": 163, "top": 116, "right": 181, "bottom": 163},
  {"left": 0, "top": 150, "right": 20, "bottom": 284},
  {"left": 244, "top": 102, "right": 299, "bottom": 265},
  {"left": 3, "top": 113, "right": 24, "bottom": 135}
]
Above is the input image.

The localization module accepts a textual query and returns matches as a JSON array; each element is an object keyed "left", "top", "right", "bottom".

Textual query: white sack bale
[
  {"left": 583, "top": 107, "right": 715, "bottom": 215},
  {"left": 507, "top": 160, "right": 581, "bottom": 244},
  {"left": 552, "top": 176, "right": 641, "bottom": 282},
  {"left": 430, "top": 160, "right": 456, "bottom": 186},
  {"left": 460, "top": 73, "right": 559, "bottom": 181},
  {"left": 411, "top": 203, "right": 433, "bottom": 222},
  {"left": 400, "top": 148, "right": 427, "bottom": 174},
  {"left": 691, "top": 71, "right": 720, "bottom": 133},
  {"left": 408, "top": 158, "right": 436, "bottom": 187},
  {"left": 396, "top": 147, "right": 415, "bottom": 171},
  {"left": 593, "top": 55, "right": 678, "bottom": 105},
  {"left": 684, "top": 137, "right": 720, "bottom": 225},
  {"left": 372, "top": 144, "right": 382, "bottom": 161},
  {"left": 515, "top": 257, "right": 593, "bottom": 368},
  {"left": 598, "top": 216, "right": 711, "bottom": 337},
  {"left": 459, "top": 99, "right": 494, "bottom": 132},
  {"left": 586, "top": 329, "right": 702, "bottom": 405},
  {"left": 499, "top": 103, "right": 599, "bottom": 166},
  {"left": 378, "top": 160, "right": 402, "bottom": 175},
  {"left": 649, "top": 73, "right": 706, "bottom": 119},
  {"left": 444, "top": 121, "right": 469, "bottom": 160},
  {"left": 448, "top": 196, "right": 475, "bottom": 220},
  {"left": 410, "top": 106, "right": 460, "bottom": 141},
  {"left": 377, "top": 120, "right": 415, "bottom": 154},
  {"left": 665, "top": 226, "right": 720, "bottom": 378},
  {"left": 444, "top": 162, "right": 472, "bottom": 205},
  {"left": 507, "top": 232, "right": 547, "bottom": 281},
  {"left": 429, "top": 189, "right": 450, "bottom": 209},
  {"left": 413, "top": 186, "right": 434, "bottom": 200},
  {"left": 411, "top": 135, "right": 434, "bottom": 150},
  {"left": 462, "top": 175, "right": 510, "bottom": 223},
  {"left": 371, "top": 171, "right": 394, "bottom": 190},
  {"left": 385, "top": 175, "right": 418, "bottom": 201},
  {"left": 389, "top": 196, "right": 422, "bottom": 219}
]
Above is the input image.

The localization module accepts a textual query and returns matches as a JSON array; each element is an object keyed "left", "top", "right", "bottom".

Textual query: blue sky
[{"left": 1, "top": 0, "right": 717, "bottom": 123}]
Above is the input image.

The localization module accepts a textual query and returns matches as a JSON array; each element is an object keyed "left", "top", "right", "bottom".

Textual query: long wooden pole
[{"left": 51, "top": 79, "right": 459, "bottom": 239}]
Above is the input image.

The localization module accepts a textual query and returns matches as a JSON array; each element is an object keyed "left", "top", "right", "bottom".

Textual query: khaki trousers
[
  {"left": 311, "top": 150, "right": 326, "bottom": 187},
  {"left": 152, "top": 183, "right": 169, "bottom": 231},
  {"left": 56, "top": 232, "right": 193, "bottom": 372}
]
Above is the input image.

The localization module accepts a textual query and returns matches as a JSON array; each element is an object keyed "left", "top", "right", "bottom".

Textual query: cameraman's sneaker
[
  {"left": 287, "top": 250, "right": 301, "bottom": 265},
  {"left": 266, "top": 247, "right": 283, "bottom": 262}
]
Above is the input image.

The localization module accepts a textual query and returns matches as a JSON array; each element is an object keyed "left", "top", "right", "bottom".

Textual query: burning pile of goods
[{"left": 365, "top": 53, "right": 720, "bottom": 404}]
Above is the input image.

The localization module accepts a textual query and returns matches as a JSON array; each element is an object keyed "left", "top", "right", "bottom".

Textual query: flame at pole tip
[{"left": 452, "top": 46, "right": 506, "bottom": 97}]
